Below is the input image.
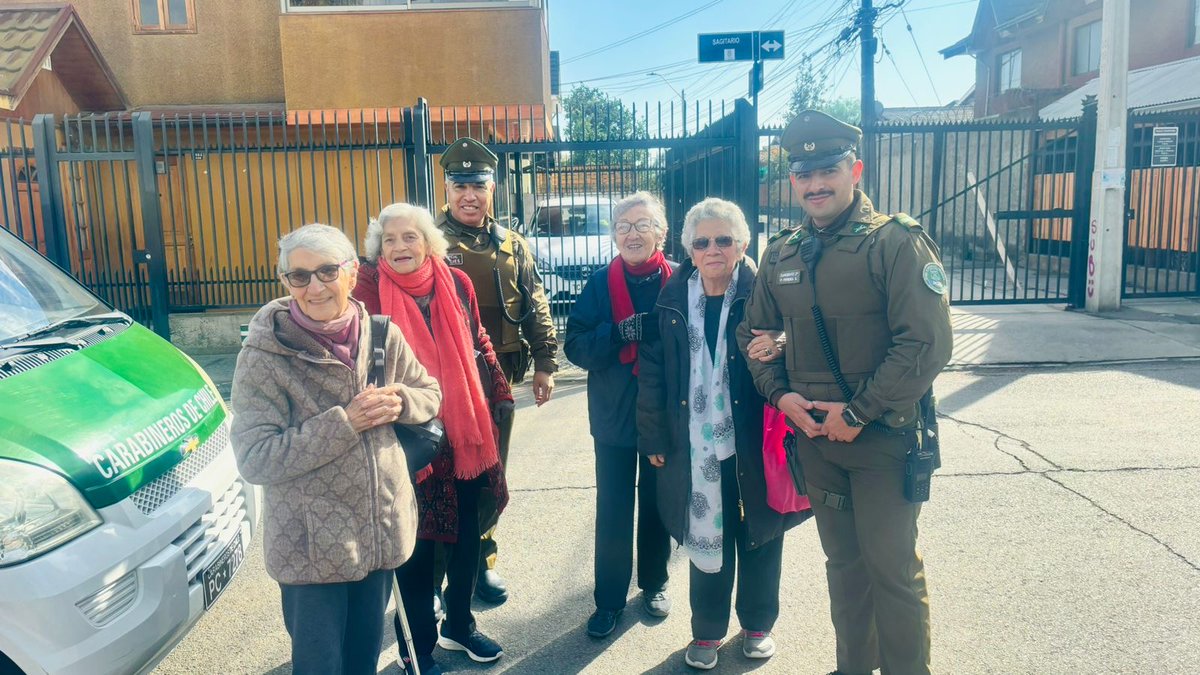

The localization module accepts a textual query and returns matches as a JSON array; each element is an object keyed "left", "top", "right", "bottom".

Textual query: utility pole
[
  {"left": 859, "top": 0, "right": 878, "bottom": 129},
  {"left": 649, "top": 72, "right": 687, "bottom": 135},
  {"left": 1086, "top": 0, "right": 1129, "bottom": 312}
]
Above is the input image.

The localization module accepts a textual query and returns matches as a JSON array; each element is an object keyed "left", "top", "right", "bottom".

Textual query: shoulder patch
[{"left": 922, "top": 262, "right": 948, "bottom": 295}]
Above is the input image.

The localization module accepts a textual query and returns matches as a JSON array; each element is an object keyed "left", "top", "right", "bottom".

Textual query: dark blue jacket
[{"left": 565, "top": 261, "right": 676, "bottom": 447}]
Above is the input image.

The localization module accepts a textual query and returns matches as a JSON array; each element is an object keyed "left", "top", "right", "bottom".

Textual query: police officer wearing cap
[
  {"left": 738, "top": 111, "right": 952, "bottom": 675},
  {"left": 437, "top": 137, "right": 558, "bottom": 604}
]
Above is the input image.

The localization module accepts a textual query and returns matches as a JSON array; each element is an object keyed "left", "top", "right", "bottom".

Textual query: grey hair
[
  {"left": 611, "top": 191, "right": 669, "bottom": 246},
  {"left": 277, "top": 223, "right": 357, "bottom": 274},
  {"left": 363, "top": 202, "right": 449, "bottom": 262},
  {"left": 680, "top": 198, "right": 751, "bottom": 250}
]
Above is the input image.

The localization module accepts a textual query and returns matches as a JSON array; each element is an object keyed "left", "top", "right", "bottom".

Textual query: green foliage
[
  {"left": 784, "top": 55, "right": 860, "bottom": 126},
  {"left": 560, "top": 85, "right": 650, "bottom": 168}
]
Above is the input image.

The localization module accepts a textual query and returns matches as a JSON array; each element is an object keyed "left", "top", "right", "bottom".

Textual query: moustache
[{"left": 805, "top": 191, "right": 835, "bottom": 200}]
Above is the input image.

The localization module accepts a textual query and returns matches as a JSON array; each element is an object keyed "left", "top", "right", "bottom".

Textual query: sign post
[{"left": 697, "top": 30, "right": 785, "bottom": 124}]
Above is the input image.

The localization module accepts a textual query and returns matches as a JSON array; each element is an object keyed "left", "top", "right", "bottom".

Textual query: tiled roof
[{"left": 0, "top": 5, "right": 66, "bottom": 97}]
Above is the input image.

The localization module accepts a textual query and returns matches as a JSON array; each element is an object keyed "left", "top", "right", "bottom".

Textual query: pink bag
[{"left": 763, "top": 405, "right": 811, "bottom": 514}]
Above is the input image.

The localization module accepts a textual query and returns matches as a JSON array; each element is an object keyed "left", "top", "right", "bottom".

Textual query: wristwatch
[{"left": 841, "top": 405, "right": 867, "bottom": 428}]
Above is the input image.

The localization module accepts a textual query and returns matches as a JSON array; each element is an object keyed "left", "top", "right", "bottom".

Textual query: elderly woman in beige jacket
[{"left": 231, "top": 223, "right": 441, "bottom": 675}]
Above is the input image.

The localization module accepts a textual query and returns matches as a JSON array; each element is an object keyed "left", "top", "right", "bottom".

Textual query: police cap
[
  {"left": 781, "top": 110, "right": 862, "bottom": 173},
  {"left": 441, "top": 137, "right": 498, "bottom": 184}
]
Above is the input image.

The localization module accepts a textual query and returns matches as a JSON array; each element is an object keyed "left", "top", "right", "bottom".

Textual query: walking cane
[{"left": 392, "top": 578, "right": 421, "bottom": 675}]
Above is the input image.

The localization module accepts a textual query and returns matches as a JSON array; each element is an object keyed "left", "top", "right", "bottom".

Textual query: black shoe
[
  {"left": 586, "top": 608, "right": 623, "bottom": 638},
  {"left": 642, "top": 589, "right": 671, "bottom": 617},
  {"left": 438, "top": 626, "right": 504, "bottom": 663},
  {"left": 475, "top": 569, "right": 509, "bottom": 604},
  {"left": 400, "top": 653, "right": 443, "bottom": 675}
]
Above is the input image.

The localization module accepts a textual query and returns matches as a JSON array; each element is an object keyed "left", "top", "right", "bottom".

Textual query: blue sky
[{"left": 548, "top": 0, "right": 979, "bottom": 124}]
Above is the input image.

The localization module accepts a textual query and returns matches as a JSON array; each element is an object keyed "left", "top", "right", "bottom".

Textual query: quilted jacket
[{"left": 231, "top": 298, "right": 442, "bottom": 584}]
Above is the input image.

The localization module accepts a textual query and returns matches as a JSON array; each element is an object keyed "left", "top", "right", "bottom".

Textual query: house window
[
  {"left": 133, "top": 0, "right": 196, "bottom": 33},
  {"left": 1073, "top": 20, "right": 1102, "bottom": 75},
  {"left": 998, "top": 49, "right": 1021, "bottom": 92},
  {"left": 1193, "top": 0, "right": 1200, "bottom": 46}
]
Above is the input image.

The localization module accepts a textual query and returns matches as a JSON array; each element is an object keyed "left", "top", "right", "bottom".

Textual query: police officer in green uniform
[
  {"left": 437, "top": 138, "right": 559, "bottom": 603},
  {"left": 737, "top": 111, "right": 952, "bottom": 675}
]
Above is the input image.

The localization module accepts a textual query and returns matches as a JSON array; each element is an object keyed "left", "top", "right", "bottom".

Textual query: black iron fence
[{"left": 8, "top": 98, "right": 1198, "bottom": 337}]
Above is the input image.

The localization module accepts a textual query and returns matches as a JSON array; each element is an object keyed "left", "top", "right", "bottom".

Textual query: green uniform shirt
[
  {"left": 737, "top": 191, "right": 953, "bottom": 426},
  {"left": 438, "top": 209, "right": 558, "bottom": 374}
]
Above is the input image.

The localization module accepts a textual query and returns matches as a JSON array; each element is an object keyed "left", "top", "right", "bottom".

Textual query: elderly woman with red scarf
[
  {"left": 564, "top": 191, "right": 676, "bottom": 640},
  {"left": 354, "top": 203, "right": 511, "bottom": 673}
]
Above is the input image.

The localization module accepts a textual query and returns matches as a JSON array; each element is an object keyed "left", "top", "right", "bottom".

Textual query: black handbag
[{"left": 369, "top": 315, "right": 443, "bottom": 477}]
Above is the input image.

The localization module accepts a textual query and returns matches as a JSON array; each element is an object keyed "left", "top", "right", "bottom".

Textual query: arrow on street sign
[{"left": 757, "top": 30, "right": 785, "bottom": 60}]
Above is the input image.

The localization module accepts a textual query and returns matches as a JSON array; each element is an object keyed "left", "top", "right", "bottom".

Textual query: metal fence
[{"left": 8, "top": 98, "right": 1198, "bottom": 337}]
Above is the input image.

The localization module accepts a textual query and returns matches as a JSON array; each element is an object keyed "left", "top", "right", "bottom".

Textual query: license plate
[{"left": 202, "top": 532, "right": 245, "bottom": 609}]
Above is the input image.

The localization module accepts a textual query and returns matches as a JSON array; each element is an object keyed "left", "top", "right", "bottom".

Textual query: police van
[{"left": 0, "top": 225, "right": 261, "bottom": 675}]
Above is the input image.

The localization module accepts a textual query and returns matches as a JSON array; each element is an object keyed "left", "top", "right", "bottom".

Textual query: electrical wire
[
  {"left": 900, "top": 4, "right": 943, "bottom": 104},
  {"left": 561, "top": 0, "right": 729, "bottom": 65}
]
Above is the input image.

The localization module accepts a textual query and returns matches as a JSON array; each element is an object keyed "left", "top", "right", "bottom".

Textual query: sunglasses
[
  {"left": 615, "top": 219, "right": 656, "bottom": 234},
  {"left": 691, "top": 235, "right": 736, "bottom": 250},
  {"left": 281, "top": 261, "right": 352, "bottom": 288}
]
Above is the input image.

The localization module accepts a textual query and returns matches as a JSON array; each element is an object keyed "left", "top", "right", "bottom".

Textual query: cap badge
[
  {"left": 804, "top": 142, "right": 816, "bottom": 151},
  {"left": 461, "top": 142, "right": 469, "bottom": 148},
  {"left": 462, "top": 160, "right": 472, "bottom": 168}
]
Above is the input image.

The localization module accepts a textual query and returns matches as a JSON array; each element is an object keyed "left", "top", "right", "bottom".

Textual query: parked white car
[{"left": 526, "top": 196, "right": 616, "bottom": 312}]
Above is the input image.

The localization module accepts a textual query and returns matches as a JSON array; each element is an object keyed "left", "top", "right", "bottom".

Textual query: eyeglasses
[
  {"left": 615, "top": 219, "right": 656, "bottom": 234},
  {"left": 281, "top": 261, "right": 352, "bottom": 288},
  {"left": 691, "top": 236, "right": 736, "bottom": 250}
]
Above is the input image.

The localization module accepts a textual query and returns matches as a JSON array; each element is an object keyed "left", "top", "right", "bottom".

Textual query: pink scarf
[{"left": 288, "top": 300, "right": 360, "bottom": 369}]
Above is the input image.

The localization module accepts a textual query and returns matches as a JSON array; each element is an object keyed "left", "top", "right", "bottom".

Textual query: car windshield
[
  {"left": 531, "top": 203, "right": 612, "bottom": 236},
  {"left": 0, "top": 229, "right": 108, "bottom": 343}
]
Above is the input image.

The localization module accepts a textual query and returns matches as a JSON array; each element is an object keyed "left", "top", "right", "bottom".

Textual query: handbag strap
[{"left": 369, "top": 314, "right": 390, "bottom": 388}]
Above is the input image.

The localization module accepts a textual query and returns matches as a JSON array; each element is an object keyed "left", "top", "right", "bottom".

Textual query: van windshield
[
  {"left": 531, "top": 203, "right": 612, "bottom": 237},
  {"left": 0, "top": 230, "right": 107, "bottom": 343}
]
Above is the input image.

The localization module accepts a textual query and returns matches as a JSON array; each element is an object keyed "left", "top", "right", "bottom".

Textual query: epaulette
[
  {"left": 768, "top": 226, "right": 798, "bottom": 245},
  {"left": 785, "top": 227, "right": 809, "bottom": 245},
  {"left": 891, "top": 212, "right": 923, "bottom": 231}
]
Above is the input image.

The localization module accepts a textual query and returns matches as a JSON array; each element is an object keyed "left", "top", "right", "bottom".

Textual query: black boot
[{"left": 474, "top": 568, "right": 508, "bottom": 604}]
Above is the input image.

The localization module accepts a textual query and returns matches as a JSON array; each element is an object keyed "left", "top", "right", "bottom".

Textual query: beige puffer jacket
[{"left": 231, "top": 298, "right": 441, "bottom": 585}]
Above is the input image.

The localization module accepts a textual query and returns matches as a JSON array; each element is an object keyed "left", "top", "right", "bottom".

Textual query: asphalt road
[{"left": 154, "top": 361, "right": 1200, "bottom": 674}]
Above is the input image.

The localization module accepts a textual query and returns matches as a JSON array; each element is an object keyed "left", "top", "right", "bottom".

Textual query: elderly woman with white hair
[
  {"left": 353, "top": 202, "right": 512, "bottom": 672},
  {"left": 636, "top": 198, "right": 809, "bottom": 670},
  {"left": 231, "top": 223, "right": 441, "bottom": 675},
  {"left": 564, "top": 191, "right": 676, "bottom": 639}
]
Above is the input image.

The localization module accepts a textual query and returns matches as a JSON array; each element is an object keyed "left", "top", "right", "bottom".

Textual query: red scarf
[
  {"left": 377, "top": 257, "right": 498, "bottom": 480},
  {"left": 608, "top": 249, "right": 672, "bottom": 375}
]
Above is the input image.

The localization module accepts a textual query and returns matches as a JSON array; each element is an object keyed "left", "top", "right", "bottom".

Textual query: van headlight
[{"left": 0, "top": 460, "right": 102, "bottom": 567}]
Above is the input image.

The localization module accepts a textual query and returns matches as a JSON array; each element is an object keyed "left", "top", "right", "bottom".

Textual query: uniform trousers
[
  {"left": 395, "top": 477, "right": 485, "bottom": 657},
  {"left": 279, "top": 569, "right": 393, "bottom": 675},
  {"left": 795, "top": 423, "right": 930, "bottom": 675},
  {"left": 593, "top": 443, "right": 670, "bottom": 610},
  {"left": 689, "top": 455, "right": 785, "bottom": 641}
]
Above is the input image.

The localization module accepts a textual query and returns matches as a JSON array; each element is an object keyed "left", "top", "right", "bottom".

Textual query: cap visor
[
  {"left": 789, "top": 149, "right": 853, "bottom": 173},
  {"left": 445, "top": 171, "right": 494, "bottom": 184}
]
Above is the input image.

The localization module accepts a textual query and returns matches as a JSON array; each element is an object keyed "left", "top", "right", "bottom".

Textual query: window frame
[
  {"left": 131, "top": 0, "right": 197, "bottom": 35},
  {"left": 1072, "top": 20, "right": 1103, "bottom": 76},
  {"left": 997, "top": 48, "right": 1022, "bottom": 93},
  {"left": 281, "top": 0, "right": 541, "bottom": 13},
  {"left": 1192, "top": 0, "right": 1200, "bottom": 47}
]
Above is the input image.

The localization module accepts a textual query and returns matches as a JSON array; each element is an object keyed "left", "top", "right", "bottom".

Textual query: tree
[
  {"left": 559, "top": 85, "right": 650, "bottom": 168},
  {"left": 783, "top": 55, "right": 860, "bottom": 125}
]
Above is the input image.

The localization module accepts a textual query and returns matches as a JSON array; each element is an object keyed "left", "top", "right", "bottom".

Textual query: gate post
[
  {"left": 1068, "top": 96, "right": 1099, "bottom": 309},
  {"left": 31, "top": 114, "right": 70, "bottom": 269},
  {"left": 132, "top": 111, "right": 171, "bottom": 339},
  {"left": 734, "top": 99, "right": 761, "bottom": 260},
  {"left": 405, "top": 98, "right": 433, "bottom": 209}
]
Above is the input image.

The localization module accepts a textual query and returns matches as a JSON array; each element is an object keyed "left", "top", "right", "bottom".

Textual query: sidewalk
[{"left": 190, "top": 298, "right": 1200, "bottom": 396}]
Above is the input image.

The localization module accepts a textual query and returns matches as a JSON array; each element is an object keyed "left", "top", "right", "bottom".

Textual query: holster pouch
[
  {"left": 783, "top": 431, "right": 807, "bottom": 497},
  {"left": 511, "top": 338, "right": 532, "bottom": 385}
]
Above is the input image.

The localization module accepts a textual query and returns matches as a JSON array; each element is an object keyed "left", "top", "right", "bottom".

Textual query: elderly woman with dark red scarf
[
  {"left": 565, "top": 191, "right": 676, "bottom": 640},
  {"left": 354, "top": 203, "right": 512, "bottom": 674}
]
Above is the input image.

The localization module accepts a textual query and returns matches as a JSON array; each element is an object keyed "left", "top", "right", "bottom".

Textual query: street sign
[
  {"left": 698, "top": 32, "right": 755, "bottom": 63},
  {"left": 1151, "top": 126, "right": 1179, "bottom": 168},
  {"left": 758, "top": 30, "right": 785, "bottom": 60}
]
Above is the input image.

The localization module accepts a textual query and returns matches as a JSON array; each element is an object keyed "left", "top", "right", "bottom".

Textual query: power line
[
  {"left": 900, "top": 5, "right": 942, "bottom": 104},
  {"left": 561, "top": 0, "right": 728, "bottom": 65},
  {"left": 881, "top": 40, "right": 920, "bottom": 105}
]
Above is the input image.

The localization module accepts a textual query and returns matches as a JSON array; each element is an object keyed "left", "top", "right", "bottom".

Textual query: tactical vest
[{"left": 442, "top": 222, "right": 525, "bottom": 351}]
